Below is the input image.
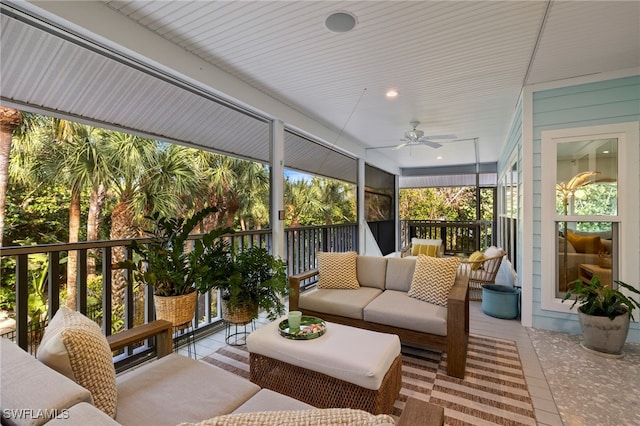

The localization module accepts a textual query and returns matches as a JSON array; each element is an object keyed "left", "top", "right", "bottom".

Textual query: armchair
[{"left": 458, "top": 249, "right": 507, "bottom": 301}]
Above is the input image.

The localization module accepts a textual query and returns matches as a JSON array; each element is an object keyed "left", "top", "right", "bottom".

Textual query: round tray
[{"left": 278, "top": 316, "right": 326, "bottom": 340}]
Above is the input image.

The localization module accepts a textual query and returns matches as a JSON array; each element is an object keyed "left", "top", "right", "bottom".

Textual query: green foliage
[
  {"left": 562, "top": 276, "right": 640, "bottom": 320},
  {"left": 212, "top": 246, "right": 288, "bottom": 321},
  {"left": 400, "top": 187, "right": 480, "bottom": 220},
  {"left": 117, "top": 207, "right": 233, "bottom": 297}
]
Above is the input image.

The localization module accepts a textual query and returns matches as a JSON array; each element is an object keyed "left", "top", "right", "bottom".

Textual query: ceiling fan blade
[
  {"left": 393, "top": 142, "right": 411, "bottom": 150},
  {"left": 419, "top": 140, "right": 442, "bottom": 149},
  {"left": 423, "top": 134, "right": 457, "bottom": 140}
]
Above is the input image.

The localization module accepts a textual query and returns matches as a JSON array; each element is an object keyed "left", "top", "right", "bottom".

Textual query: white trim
[
  {"left": 540, "top": 122, "right": 640, "bottom": 313},
  {"left": 520, "top": 87, "right": 534, "bottom": 327},
  {"left": 530, "top": 67, "right": 640, "bottom": 92}
]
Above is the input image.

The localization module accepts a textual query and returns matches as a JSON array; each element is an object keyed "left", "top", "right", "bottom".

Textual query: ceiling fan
[{"left": 394, "top": 121, "right": 457, "bottom": 150}]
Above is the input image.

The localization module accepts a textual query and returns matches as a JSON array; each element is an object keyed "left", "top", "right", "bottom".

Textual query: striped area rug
[{"left": 201, "top": 334, "right": 537, "bottom": 426}]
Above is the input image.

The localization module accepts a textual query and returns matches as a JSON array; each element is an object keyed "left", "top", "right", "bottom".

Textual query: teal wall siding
[{"left": 530, "top": 75, "right": 640, "bottom": 341}]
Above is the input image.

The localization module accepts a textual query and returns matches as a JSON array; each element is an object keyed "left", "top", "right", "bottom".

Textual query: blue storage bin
[{"left": 481, "top": 284, "right": 520, "bottom": 319}]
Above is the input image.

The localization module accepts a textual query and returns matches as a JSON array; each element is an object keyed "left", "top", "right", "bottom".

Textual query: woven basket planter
[
  {"left": 222, "top": 300, "right": 258, "bottom": 325},
  {"left": 154, "top": 291, "right": 197, "bottom": 327}
]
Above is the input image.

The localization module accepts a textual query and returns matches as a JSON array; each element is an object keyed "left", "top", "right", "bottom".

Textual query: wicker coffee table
[{"left": 245, "top": 318, "right": 402, "bottom": 415}]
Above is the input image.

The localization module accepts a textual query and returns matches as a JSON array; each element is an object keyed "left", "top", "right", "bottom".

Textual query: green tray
[{"left": 278, "top": 316, "right": 326, "bottom": 340}]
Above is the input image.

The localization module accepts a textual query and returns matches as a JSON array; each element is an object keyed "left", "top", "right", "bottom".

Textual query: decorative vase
[
  {"left": 578, "top": 308, "right": 630, "bottom": 358},
  {"left": 154, "top": 291, "right": 197, "bottom": 328},
  {"left": 221, "top": 299, "right": 258, "bottom": 325}
]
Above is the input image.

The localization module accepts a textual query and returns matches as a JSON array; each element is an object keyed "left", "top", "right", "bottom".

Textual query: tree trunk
[
  {"left": 65, "top": 189, "right": 81, "bottom": 310},
  {"left": 0, "top": 107, "right": 22, "bottom": 246},
  {"left": 110, "top": 201, "right": 138, "bottom": 308},
  {"left": 87, "top": 184, "right": 106, "bottom": 278}
]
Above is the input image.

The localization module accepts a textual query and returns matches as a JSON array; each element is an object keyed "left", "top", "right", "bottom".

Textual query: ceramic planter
[{"left": 578, "top": 308, "right": 630, "bottom": 357}]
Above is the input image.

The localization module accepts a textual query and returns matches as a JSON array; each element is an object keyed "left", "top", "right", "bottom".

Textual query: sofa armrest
[
  {"left": 288, "top": 269, "right": 319, "bottom": 311},
  {"left": 446, "top": 273, "right": 470, "bottom": 378},
  {"left": 106, "top": 319, "right": 173, "bottom": 358},
  {"left": 397, "top": 398, "right": 444, "bottom": 426}
]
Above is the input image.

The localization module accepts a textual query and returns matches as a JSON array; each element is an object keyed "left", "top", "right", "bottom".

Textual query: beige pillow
[
  {"left": 37, "top": 307, "right": 117, "bottom": 417},
  {"left": 179, "top": 408, "right": 395, "bottom": 426},
  {"left": 408, "top": 256, "right": 460, "bottom": 307},
  {"left": 317, "top": 251, "right": 360, "bottom": 289}
]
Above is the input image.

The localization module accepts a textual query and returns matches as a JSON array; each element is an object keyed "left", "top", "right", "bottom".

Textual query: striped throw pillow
[
  {"left": 317, "top": 251, "right": 360, "bottom": 289},
  {"left": 408, "top": 256, "right": 460, "bottom": 306}
]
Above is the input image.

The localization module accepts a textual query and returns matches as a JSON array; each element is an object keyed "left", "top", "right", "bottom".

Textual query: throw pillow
[
  {"left": 468, "top": 250, "right": 485, "bottom": 270},
  {"left": 566, "top": 231, "right": 602, "bottom": 254},
  {"left": 37, "top": 307, "right": 117, "bottom": 417},
  {"left": 408, "top": 256, "right": 460, "bottom": 307},
  {"left": 483, "top": 245, "right": 503, "bottom": 258},
  {"left": 317, "top": 251, "right": 360, "bottom": 289},
  {"left": 180, "top": 409, "right": 395, "bottom": 426},
  {"left": 410, "top": 238, "right": 442, "bottom": 256}
]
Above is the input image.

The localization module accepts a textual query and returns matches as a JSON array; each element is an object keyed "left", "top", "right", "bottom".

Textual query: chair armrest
[
  {"left": 288, "top": 269, "right": 319, "bottom": 311},
  {"left": 400, "top": 245, "right": 412, "bottom": 257},
  {"left": 397, "top": 398, "right": 444, "bottom": 426},
  {"left": 106, "top": 320, "right": 173, "bottom": 358}
]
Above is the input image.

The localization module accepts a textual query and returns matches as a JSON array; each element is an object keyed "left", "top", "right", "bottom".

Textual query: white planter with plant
[{"left": 563, "top": 276, "right": 640, "bottom": 357}]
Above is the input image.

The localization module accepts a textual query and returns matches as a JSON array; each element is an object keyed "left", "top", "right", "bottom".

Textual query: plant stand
[
  {"left": 174, "top": 321, "right": 197, "bottom": 358},
  {"left": 225, "top": 319, "right": 255, "bottom": 346}
]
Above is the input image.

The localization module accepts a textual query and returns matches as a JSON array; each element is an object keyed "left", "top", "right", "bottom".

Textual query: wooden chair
[{"left": 458, "top": 250, "right": 507, "bottom": 301}]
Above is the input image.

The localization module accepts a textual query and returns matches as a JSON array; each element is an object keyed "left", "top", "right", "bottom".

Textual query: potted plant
[
  {"left": 562, "top": 276, "right": 640, "bottom": 356},
  {"left": 118, "top": 206, "right": 232, "bottom": 327},
  {"left": 207, "top": 246, "right": 288, "bottom": 323}
]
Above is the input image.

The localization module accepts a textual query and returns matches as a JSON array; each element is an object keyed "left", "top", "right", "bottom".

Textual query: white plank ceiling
[{"left": 1, "top": 1, "right": 639, "bottom": 176}]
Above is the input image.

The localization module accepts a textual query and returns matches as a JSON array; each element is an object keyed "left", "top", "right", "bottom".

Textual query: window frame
[{"left": 540, "top": 122, "right": 639, "bottom": 313}]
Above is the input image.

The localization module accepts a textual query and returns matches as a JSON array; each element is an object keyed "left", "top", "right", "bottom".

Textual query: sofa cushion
[
  {"left": 364, "top": 290, "right": 448, "bottom": 336},
  {"left": 232, "top": 389, "right": 314, "bottom": 413},
  {"left": 299, "top": 287, "right": 382, "bottom": 319},
  {"left": 115, "top": 353, "right": 260, "bottom": 425},
  {"left": 1, "top": 339, "right": 93, "bottom": 426},
  {"left": 408, "top": 256, "right": 460, "bottom": 307},
  {"left": 384, "top": 257, "right": 417, "bottom": 292},
  {"left": 566, "top": 231, "right": 602, "bottom": 254},
  {"left": 357, "top": 256, "right": 388, "bottom": 289},
  {"left": 46, "top": 402, "right": 120, "bottom": 426},
  {"left": 180, "top": 408, "right": 395, "bottom": 426},
  {"left": 37, "top": 307, "right": 117, "bottom": 418},
  {"left": 317, "top": 251, "right": 359, "bottom": 289}
]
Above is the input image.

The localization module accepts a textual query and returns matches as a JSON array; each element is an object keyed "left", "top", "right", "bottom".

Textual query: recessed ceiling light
[
  {"left": 386, "top": 89, "right": 399, "bottom": 98},
  {"left": 436, "top": 156, "right": 443, "bottom": 160},
  {"left": 603, "top": 150, "right": 610, "bottom": 154},
  {"left": 325, "top": 11, "right": 357, "bottom": 33}
]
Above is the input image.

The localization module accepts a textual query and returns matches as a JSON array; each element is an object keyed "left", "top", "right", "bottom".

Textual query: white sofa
[{"left": 289, "top": 255, "right": 470, "bottom": 379}]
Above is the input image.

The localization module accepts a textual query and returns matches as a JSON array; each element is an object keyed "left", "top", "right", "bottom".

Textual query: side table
[{"left": 578, "top": 263, "right": 612, "bottom": 288}]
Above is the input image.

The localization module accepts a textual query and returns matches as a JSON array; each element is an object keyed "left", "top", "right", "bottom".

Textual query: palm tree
[
  {"left": 195, "top": 153, "right": 269, "bottom": 231},
  {"left": 46, "top": 120, "right": 109, "bottom": 310},
  {"left": 285, "top": 178, "right": 322, "bottom": 226},
  {"left": 104, "top": 134, "right": 204, "bottom": 309},
  {"left": 0, "top": 107, "right": 22, "bottom": 246},
  {"left": 313, "top": 177, "right": 355, "bottom": 224}
]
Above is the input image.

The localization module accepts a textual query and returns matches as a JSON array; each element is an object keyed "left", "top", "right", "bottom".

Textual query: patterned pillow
[
  {"left": 410, "top": 238, "right": 442, "bottom": 256},
  {"left": 180, "top": 408, "right": 395, "bottom": 426},
  {"left": 37, "top": 307, "right": 117, "bottom": 417},
  {"left": 408, "top": 256, "right": 460, "bottom": 306},
  {"left": 317, "top": 251, "right": 360, "bottom": 289}
]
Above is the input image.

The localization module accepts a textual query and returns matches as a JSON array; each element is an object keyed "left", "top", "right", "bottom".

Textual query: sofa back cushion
[
  {"left": 566, "top": 231, "right": 603, "bottom": 254},
  {"left": 356, "top": 256, "right": 388, "bottom": 289},
  {"left": 385, "top": 257, "right": 417, "bottom": 292},
  {"left": 37, "top": 307, "right": 117, "bottom": 418},
  {"left": 317, "top": 251, "right": 359, "bottom": 289}
]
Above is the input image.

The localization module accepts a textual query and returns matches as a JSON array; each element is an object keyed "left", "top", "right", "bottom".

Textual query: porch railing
[
  {"left": 401, "top": 219, "right": 494, "bottom": 255},
  {"left": 0, "top": 223, "right": 358, "bottom": 355},
  {"left": 1, "top": 220, "right": 490, "bottom": 358}
]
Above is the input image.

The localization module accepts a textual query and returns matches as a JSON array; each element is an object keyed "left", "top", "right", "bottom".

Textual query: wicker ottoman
[{"left": 246, "top": 319, "right": 402, "bottom": 415}]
